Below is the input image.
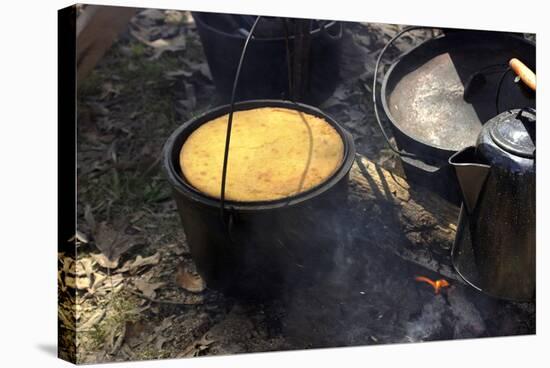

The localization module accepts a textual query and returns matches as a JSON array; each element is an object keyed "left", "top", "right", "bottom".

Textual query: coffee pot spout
[{"left": 449, "top": 147, "right": 491, "bottom": 213}]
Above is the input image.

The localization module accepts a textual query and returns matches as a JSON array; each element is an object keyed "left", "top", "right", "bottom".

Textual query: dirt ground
[{"left": 61, "top": 8, "right": 535, "bottom": 364}]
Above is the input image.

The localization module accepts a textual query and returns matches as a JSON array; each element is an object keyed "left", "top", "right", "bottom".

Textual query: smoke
[{"left": 266, "top": 183, "right": 522, "bottom": 349}]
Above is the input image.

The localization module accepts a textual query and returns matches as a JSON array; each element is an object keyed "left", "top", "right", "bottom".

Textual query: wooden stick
[{"left": 77, "top": 5, "right": 137, "bottom": 82}]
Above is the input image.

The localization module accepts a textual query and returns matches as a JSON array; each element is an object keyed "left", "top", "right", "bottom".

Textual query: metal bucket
[{"left": 163, "top": 99, "right": 355, "bottom": 299}]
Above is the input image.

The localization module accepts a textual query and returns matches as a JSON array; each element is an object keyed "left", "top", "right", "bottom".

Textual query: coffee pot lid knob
[{"left": 489, "top": 108, "right": 536, "bottom": 158}]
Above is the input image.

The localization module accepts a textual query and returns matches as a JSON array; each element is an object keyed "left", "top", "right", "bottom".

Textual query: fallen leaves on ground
[
  {"left": 133, "top": 279, "right": 166, "bottom": 299},
  {"left": 177, "top": 333, "right": 215, "bottom": 358},
  {"left": 79, "top": 309, "right": 106, "bottom": 331},
  {"left": 91, "top": 252, "right": 119, "bottom": 269},
  {"left": 75, "top": 276, "right": 92, "bottom": 290},
  {"left": 68, "top": 230, "right": 89, "bottom": 245},
  {"left": 117, "top": 252, "right": 161, "bottom": 274},
  {"left": 94, "top": 221, "right": 143, "bottom": 262},
  {"left": 107, "top": 324, "right": 127, "bottom": 355},
  {"left": 91, "top": 273, "right": 125, "bottom": 295},
  {"left": 76, "top": 258, "right": 94, "bottom": 277},
  {"left": 130, "top": 30, "right": 187, "bottom": 60}
]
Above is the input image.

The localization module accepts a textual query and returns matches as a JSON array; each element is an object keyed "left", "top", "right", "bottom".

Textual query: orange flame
[{"left": 415, "top": 276, "right": 450, "bottom": 294}]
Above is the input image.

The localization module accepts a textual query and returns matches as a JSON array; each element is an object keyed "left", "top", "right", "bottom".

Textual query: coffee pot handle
[{"left": 509, "top": 58, "right": 536, "bottom": 91}]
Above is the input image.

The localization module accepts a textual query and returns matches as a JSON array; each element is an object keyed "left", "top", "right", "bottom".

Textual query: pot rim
[
  {"left": 163, "top": 99, "right": 356, "bottom": 212},
  {"left": 380, "top": 31, "right": 536, "bottom": 156},
  {"left": 192, "top": 12, "right": 340, "bottom": 42}
]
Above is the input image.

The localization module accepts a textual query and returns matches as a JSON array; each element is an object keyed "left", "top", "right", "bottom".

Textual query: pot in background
[{"left": 192, "top": 12, "right": 343, "bottom": 106}]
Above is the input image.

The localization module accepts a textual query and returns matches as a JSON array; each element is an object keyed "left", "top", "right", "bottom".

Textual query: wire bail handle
[
  {"left": 219, "top": 16, "right": 314, "bottom": 228},
  {"left": 371, "top": 26, "right": 434, "bottom": 161},
  {"left": 218, "top": 16, "right": 263, "bottom": 229}
]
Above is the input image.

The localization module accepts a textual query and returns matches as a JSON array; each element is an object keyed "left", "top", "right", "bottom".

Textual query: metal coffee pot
[{"left": 449, "top": 108, "right": 536, "bottom": 301}]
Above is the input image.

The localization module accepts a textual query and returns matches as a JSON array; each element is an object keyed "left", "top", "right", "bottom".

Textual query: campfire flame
[{"left": 415, "top": 276, "right": 450, "bottom": 294}]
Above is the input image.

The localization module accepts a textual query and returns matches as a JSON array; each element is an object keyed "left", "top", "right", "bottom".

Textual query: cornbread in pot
[{"left": 179, "top": 107, "right": 344, "bottom": 202}]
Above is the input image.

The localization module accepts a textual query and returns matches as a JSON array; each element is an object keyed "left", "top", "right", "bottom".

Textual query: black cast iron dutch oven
[
  {"left": 163, "top": 100, "right": 355, "bottom": 299},
  {"left": 377, "top": 30, "right": 535, "bottom": 204}
]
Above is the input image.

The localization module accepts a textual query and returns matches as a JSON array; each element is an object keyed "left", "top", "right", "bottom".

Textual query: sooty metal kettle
[{"left": 449, "top": 108, "right": 536, "bottom": 301}]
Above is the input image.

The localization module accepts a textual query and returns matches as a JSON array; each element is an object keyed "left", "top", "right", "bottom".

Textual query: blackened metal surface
[
  {"left": 193, "top": 12, "right": 343, "bottom": 105},
  {"left": 379, "top": 31, "right": 535, "bottom": 204},
  {"left": 382, "top": 31, "right": 535, "bottom": 153},
  {"left": 451, "top": 109, "right": 536, "bottom": 301},
  {"left": 489, "top": 109, "right": 536, "bottom": 158},
  {"left": 400, "top": 156, "right": 462, "bottom": 205},
  {"left": 163, "top": 100, "right": 356, "bottom": 299}
]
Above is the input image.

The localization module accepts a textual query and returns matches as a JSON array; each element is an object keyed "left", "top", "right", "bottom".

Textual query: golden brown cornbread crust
[{"left": 179, "top": 107, "right": 344, "bottom": 202}]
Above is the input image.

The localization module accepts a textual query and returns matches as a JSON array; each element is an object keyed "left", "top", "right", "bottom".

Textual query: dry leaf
[
  {"left": 178, "top": 333, "right": 215, "bottom": 357},
  {"left": 146, "top": 317, "right": 176, "bottom": 350},
  {"left": 64, "top": 276, "right": 76, "bottom": 289},
  {"left": 75, "top": 258, "right": 94, "bottom": 277},
  {"left": 149, "top": 35, "right": 187, "bottom": 59},
  {"left": 182, "top": 59, "right": 212, "bottom": 80},
  {"left": 88, "top": 274, "right": 124, "bottom": 296},
  {"left": 175, "top": 263, "right": 205, "bottom": 293},
  {"left": 130, "top": 30, "right": 187, "bottom": 60},
  {"left": 89, "top": 272, "right": 107, "bottom": 293},
  {"left": 68, "top": 230, "right": 89, "bottom": 244},
  {"left": 94, "top": 221, "right": 141, "bottom": 262},
  {"left": 107, "top": 324, "right": 126, "bottom": 355},
  {"left": 133, "top": 279, "right": 165, "bottom": 298},
  {"left": 165, "top": 10, "right": 184, "bottom": 24},
  {"left": 164, "top": 69, "right": 192, "bottom": 79},
  {"left": 91, "top": 253, "right": 119, "bottom": 269},
  {"left": 79, "top": 309, "right": 106, "bottom": 331},
  {"left": 117, "top": 253, "right": 161, "bottom": 273},
  {"left": 99, "top": 82, "right": 121, "bottom": 100},
  {"left": 58, "top": 271, "right": 65, "bottom": 291},
  {"left": 130, "top": 211, "right": 146, "bottom": 224},
  {"left": 197, "top": 63, "right": 212, "bottom": 80},
  {"left": 125, "top": 320, "right": 147, "bottom": 342},
  {"left": 84, "top": 204, "right": 96, "bottom": 231},
  {"left": 76, "top": 276, "right": 91, "bottom": 290},
  {"left": 59, "top": 308, "right": 75, "bottom": 330},
  {"left": 138, "top": 9, "right": 165, "bottom": 22},
  {"left": 62, "top": 257, "right": 76, "bottom": 274}
]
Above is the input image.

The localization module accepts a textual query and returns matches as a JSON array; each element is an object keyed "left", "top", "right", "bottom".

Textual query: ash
[{"left": 263, "top": 207, "right": 533, "bottom": 350}]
